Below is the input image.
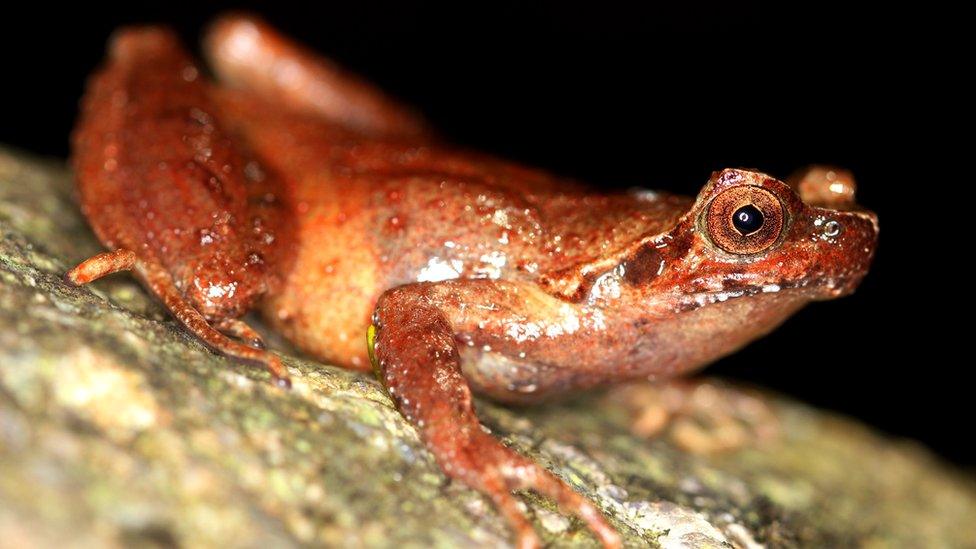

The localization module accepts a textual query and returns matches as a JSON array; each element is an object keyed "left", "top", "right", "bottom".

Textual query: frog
[{"left": 65, "top": 13, "right": 878, "bottom": 548}]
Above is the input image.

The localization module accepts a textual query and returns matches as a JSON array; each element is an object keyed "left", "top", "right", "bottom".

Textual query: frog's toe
[
  {"left": 65, "top": 249, "right": 136, "bottom": 285},
  {"left": 469, "top": 430, "right": 622, "bottom": 549},
  {"left": 217, "top": 317, "right": 267, "bottom": 350}
]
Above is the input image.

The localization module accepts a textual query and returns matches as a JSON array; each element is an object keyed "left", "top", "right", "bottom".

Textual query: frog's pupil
[{"left": 732, "top": 204, "right": 764, "bottom": 235}]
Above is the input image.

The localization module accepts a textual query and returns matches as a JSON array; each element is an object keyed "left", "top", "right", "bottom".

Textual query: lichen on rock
[{"left": 1, "top": 145, "right": 974, "bottom": 548}]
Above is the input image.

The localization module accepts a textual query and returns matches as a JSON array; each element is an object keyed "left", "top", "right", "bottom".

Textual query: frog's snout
[
  {"left": 781, "top": 164, "right": 878, "bottom": 297},
  {"left": 813, "top": 206, "right": 879, "bottom": 298}
]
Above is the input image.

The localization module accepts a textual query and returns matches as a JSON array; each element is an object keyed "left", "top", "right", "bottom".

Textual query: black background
[{"left": 1, "top": 4, "right": 951, "bottom": 463}]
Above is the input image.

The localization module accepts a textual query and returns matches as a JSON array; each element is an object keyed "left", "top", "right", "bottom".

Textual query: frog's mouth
[
  {"left": 676, "top": 283, "right": 802, "bottom": 313},
  {"left": 674, "top": 275, "right": 858, "bottom": 314}
]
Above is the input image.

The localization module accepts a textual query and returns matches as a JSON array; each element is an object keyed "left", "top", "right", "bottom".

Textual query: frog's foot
[
  {"left": 609, "top": 379, "right": 780, "bottom": 454},
  {"left": 787, "top": 164, "right": 858, "bottom": 209},
  {"left": 442, "top": 428, "right": 619, "bottom": 549},
  {"left": 371, "top": 285, "right": 621, "bottom": 549},
  {"left": 65, "top": 251, "right": 290, "bottom": 388}
]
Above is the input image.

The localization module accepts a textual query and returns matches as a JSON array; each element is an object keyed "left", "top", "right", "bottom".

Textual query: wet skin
[{"left": 67, "top": 14, "right": 879, "bottom": 548}]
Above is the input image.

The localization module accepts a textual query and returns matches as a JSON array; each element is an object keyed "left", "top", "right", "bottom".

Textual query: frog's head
[
  {"left": 610, "top": 167, "right": 878, "bottom": 374},
  {"left": 655, "top": 167, "right": 878, "bottom": 308}
]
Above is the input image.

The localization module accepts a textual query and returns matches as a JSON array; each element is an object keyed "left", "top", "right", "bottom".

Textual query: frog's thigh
[
  {"left": 370, "top": 282, "right": 620, "bottom": 549},
  {"left": 607, "top": 379, "right": 780, "bottom": 454}
]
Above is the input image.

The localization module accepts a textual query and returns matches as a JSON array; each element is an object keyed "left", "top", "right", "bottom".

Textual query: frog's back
[{"left": 217, "top": 94, "right": 692, "bottom": 367}]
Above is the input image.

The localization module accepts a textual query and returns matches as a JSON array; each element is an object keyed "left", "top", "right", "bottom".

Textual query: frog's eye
[{"left": 706, "top": 186, "right": 785, "bottom": 255}]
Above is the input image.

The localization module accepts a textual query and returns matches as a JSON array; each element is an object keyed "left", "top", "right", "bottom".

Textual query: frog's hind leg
[
  {"left": 371, "top": 284, "right": 621, "bottom": 549},
  {"left": 65, "top": 251, "right": 290, "bottom": 388},
  {"left": 203, "top": 13, "right": 430, "bottom": 139},
  {"left": 137, "top": 261, "right": 291, "bottom": 387}
]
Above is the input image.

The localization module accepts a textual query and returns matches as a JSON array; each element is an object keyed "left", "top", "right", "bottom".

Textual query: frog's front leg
[{"left": 370, "top": 283, "right": 621, "bottom": 549}]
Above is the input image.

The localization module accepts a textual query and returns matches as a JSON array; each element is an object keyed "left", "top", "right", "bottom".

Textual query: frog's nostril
[{"left": 824, "top": 220, "right": 842, "bottom": 238}]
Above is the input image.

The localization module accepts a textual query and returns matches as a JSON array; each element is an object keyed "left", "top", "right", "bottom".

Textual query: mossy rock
[{"left": 1, "top": 145, "right": 973, "bottom": 548}]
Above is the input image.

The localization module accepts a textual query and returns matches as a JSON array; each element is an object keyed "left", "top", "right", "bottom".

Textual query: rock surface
[{"left": 1, "top": 145, "right": 973, "bottom": 548}]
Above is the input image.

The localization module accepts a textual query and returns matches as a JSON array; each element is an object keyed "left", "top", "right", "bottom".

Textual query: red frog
[{"left": 66, "top": 14, "right": 878, "bottom": 548}]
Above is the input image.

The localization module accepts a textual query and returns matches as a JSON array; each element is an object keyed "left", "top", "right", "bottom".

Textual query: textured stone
[{"left": 1, "top": 145, "right": 973, "bottom": 548}]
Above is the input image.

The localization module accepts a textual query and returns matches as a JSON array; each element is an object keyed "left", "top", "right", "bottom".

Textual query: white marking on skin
[
  {"left": 545, "top": 305, "right": 581, "bottom": 337},
  {"left": 505, "top": 304, "right": 586, "bottom": 343},
  {"left": 475, "top": 251, "right": 507, "bottom": 279},
  {"left": 588, "top": 264, "right": 625, "bottom": 303},
  {"left": 417, "top": 257, "right": 464, "bottom": 282},
  {"left": 693, "top": 290, "right": 746, "bottom": 307},
  {"left": 589, "top": 308, "right": 608, "bottom": 331},
  {"left": 491, "top": 209, "right": 509, "bottom": 226},
  {"left": 762, "top": 284, "right": 781, "bottom": 293},
  {"left": 195, "top": 279, "right": 238, "bottom": 302},
  {"left": 506, "top": 322, "right": 542, "bottom": 343}
]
